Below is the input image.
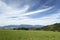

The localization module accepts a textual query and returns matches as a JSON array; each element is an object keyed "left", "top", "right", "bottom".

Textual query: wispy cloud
[
  {"left": 0, "top": 0, "right": 29, "bottom": 17},
  {"left": 21, "top": 6, "right": 54, "bottom": 16},
  {"left": 0, "top": 0, "right": 60, "bottom": 26}
]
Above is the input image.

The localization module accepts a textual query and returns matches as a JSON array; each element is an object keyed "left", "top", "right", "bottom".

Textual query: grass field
[{"left": 0, "top": 30, "right": 60, "bottom": 40}]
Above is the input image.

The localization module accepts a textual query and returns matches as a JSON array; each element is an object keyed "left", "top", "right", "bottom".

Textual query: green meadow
[{"left": 0, "top": 30, "right": 60, "bottom": 40}]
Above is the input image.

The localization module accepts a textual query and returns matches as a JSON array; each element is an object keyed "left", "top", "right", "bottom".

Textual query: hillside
[{"left": 41, "top": 23, "right": 60, "bottom": 31}]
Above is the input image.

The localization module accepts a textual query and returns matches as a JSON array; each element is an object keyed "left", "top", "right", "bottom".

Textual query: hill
[{"left": 41, "top": 23, "right": 60, "bottom": 31}]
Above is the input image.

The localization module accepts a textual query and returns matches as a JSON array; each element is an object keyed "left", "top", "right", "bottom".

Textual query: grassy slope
[{"left": 0, "top": 30, "right": 60, "bottom": 40}]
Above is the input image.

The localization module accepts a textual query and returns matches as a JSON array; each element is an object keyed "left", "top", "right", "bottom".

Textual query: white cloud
[
  {"left": 0, "top": 0, "right": 29, "bottom": 17},
  {"left": 0, "top": 0, "right": 60, "bottom": 26},
  {"left": 21, "top": 6, "right": 54, "bottom": 16}
]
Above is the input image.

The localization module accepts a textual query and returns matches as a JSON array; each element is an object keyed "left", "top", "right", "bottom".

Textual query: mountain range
[{"left": 0, "top": 24, "right": 43, "bottom": 29}]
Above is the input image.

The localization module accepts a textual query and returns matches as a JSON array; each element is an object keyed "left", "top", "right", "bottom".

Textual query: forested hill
[{"left": 41, "top": 23, "right": 60, "bottom": 31}]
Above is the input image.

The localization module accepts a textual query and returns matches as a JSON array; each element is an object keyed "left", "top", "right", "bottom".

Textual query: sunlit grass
[{"left": 0, "top": 30, "right": 60, "bottom": 40}]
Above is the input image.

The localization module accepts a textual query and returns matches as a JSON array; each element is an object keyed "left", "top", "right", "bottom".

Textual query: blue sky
[{"left": 0, "top": 0, "right": 60, "bottom": 26}]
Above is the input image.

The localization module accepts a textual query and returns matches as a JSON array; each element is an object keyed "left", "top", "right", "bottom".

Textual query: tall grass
[{"left": 0, "top": 30, "right": 60, "bottom": 40}]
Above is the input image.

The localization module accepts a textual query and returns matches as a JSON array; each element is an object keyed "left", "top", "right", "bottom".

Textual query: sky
[{"left": 0, "top": 0, "right": 60, "bottom": 26}]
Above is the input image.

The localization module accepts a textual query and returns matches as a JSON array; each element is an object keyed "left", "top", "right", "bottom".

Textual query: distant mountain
[
  {"left": 41, "top": 23, "right": 60, "bottom": 31},
  {"left": 0, "top": 24, "right": 43, "bottom": 29}
]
